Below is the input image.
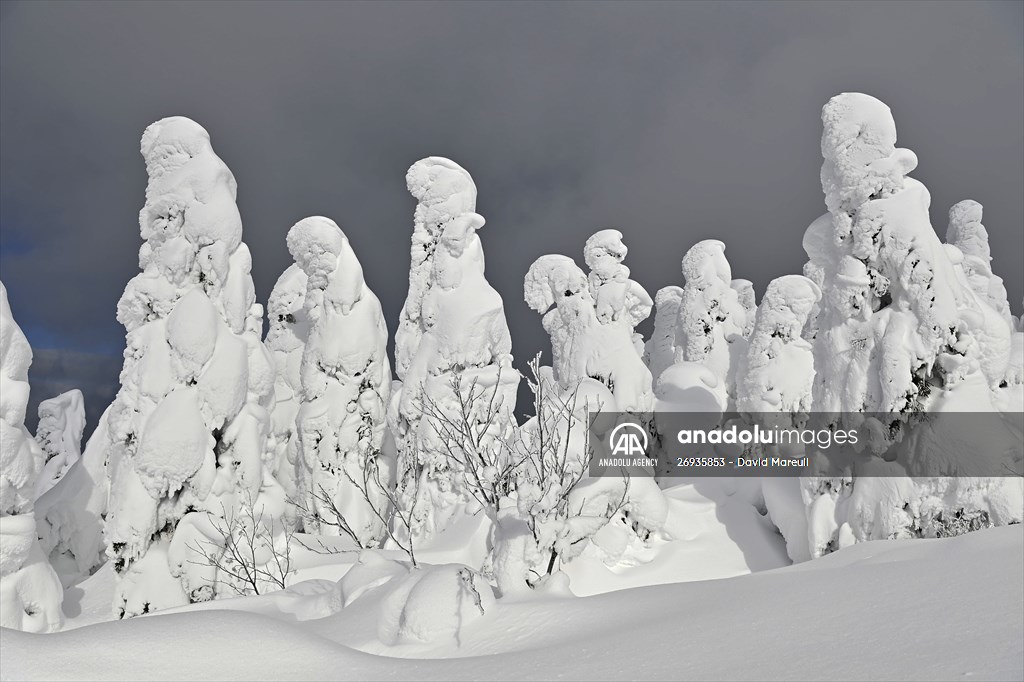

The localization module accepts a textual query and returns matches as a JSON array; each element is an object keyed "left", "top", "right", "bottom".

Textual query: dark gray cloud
[{"left": 2, "top": 0, "right": 1022, "bottom": 434}]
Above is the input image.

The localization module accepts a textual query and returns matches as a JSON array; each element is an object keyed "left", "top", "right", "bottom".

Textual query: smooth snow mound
[{"left": 2, "top": 526, "right": 1020, "bottom": 681}]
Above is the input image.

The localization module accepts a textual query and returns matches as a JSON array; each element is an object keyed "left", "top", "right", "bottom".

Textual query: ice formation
[
  {"left": 103, "top": 117, "right": 284, "bottom": 618},
  {"left": 0, "top": 281, "right": 64, "bottom": 632},
  {"left": 391, "top": 157, "right": 520, "bottom": 542},
  {"left": 287, "top": 217, "right": 391, "bottom": 546}
]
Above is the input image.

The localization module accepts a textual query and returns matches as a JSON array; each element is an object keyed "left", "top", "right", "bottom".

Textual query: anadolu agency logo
[
  {"left": 603, "top": 421, "right": 658, "bottom": 471},
  {"left": 610, "top": 422, "right": 648, "bottom": 456}
]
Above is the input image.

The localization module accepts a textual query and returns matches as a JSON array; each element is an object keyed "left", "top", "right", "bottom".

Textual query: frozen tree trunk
[
  {"left": 390, "top": 157, "right": 520, "bottom": 543},
  {"left": 104, "top": 118, "right": 283, "bottom": 618},
  {"left": 265, "top": 264, "right": 309, "bottom": 507},
  {"left": 287, "top": 217, "right": 391, "bottom": 547},
  {"left": 0, "top": 281, "right": 64, "bottom": 632}
]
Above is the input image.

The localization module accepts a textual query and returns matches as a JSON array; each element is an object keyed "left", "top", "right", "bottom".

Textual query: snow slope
[{"left": 3, "top": 525, "right": 1020, "bottom": 681}]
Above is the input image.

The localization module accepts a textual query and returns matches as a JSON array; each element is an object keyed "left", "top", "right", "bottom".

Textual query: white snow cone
[
  {"left": 287, "top": 217, "right": 392, "bottom": 547},
  {"left": 104, "top": 117, "right": 284, "bottom": 617},
  {"left": 0, "top": 281, "right": 64, "bottom": 632}
]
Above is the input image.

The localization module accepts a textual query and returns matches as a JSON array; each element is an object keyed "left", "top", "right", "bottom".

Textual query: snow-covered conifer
[
  {"left": 945, "top": 200, "right": 1013, "bottom": 327},
  {"left": 737, "top": 275, "right": 820, "bottom": 415},
  {"left": 525, "top": 254, "right": 651, "bottom": 411},
  {"left": 390, "top": 157, "right": 520, "bottom": 542},
  {"left": 104, "top": 117, "right": 283, "bottom": 617},
  {"left": 265, "top": 264, "right": 309, "bottom": 504},
  {"left": 644, "top": 286, "right": 684, "bottom": 387},
  {"left": 0, "top": 281, "right": 64, "bottom": 632},
  {"left": 287, "top": 217, "right": 391, "bottom": 546},
  {"left": 786, "top": 93, "right": 1021, "bottom": 555},
  {"left": 33, "top": 389, "right": 85, "bottom": 500},
  {"left": 731, "top": 279, "right": 757, "bottom": 338},
  {"left": 665, "top": 239, "right": 746, "bottom": 407}
]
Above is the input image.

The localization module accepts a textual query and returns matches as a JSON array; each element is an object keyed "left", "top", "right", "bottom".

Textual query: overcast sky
[{"left": 1, "top": 0, "right": 1022, "bottom": 434}]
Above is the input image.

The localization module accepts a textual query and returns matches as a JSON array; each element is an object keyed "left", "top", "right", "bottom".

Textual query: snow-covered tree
[
  {"left": 33, "top": 389, "right": 85, "bottom": 500},
  {"left": 390, "top": 157, "right": 520, "bottom": 543},
  {"left": 731, "top": 279, "right": 757, "bottom": 339},
  {"left": 0, "top": 281, "right": 64, "bottom": 632},
  {"left": 103, "top": 117, "right": 284, "bottom": 617},
  {"left": 945, "top": 200, "right": 1014, "bottom": 328},
  {"left": 644, "top": 286, "right": 683, "bottom": 387},
  {"left": 34, "top": 403, "right": 113, "bottom": 588},
  {"left": 287, "top": 217, "right": 391, "bottom": 547},
  {"left": 737, "top": 275, "right": 820, "bottom": 415},
  {"left": 789, "top": 93, "right": 1021, "bottom": 554},
  {"left": 584, "top": 229, "right": 653, "bottom": 346},
  {"left": 265, "top": 263, "right": 309, "bottom": 506},
  {"left": 525, "top": 254, "right": 652, "bottom": 412},
  {"left": 736, "top": 275, "right": 822, "bottom": 562}
]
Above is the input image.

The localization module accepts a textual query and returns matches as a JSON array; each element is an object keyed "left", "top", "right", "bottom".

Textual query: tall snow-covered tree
[
  {"left": 730, "top": 279, "right": 757, "bottom": 339},
  {"left": 104, "top": 117, "right": 283, "bottom": 617},
  {"left": 391, "top": 157, "right": 520, "bottom": 542},
  {"left": 736, "top": 275, "right": 822, "bottom": 563},
  {"left": 791, "top": 93, "right": 1021, "bottom": 553},
  {"left": 653, "top": 239, "right": 748, "bottom": 411},
  {"left": 0, "top": 281, "right": 64, "bottom": 632},
  {"left": 265, "top": 263, "right": 309, "bottom": 505},
  {"left": 945, "top": 200, "right": 1013, "bottom": 329},
  {"left": 644, "top": 286, "right": 684, "bottom": 388},
  {"left": 287, "top": 217, "right": 391, "bottom": 547}
]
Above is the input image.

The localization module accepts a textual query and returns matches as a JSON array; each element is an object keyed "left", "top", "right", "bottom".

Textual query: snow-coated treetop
[
  {"left": 946, "top": 200, "right": 988, "bottom": 261},
  {"left": 138, "top": 116, "right": 243, "bottom": 254},
  {"left": 286, "top": 216, "right": 352, "bottom": 294},
  {"left": 396, "top": 157, "right": 481, "bottom": 380},
  {"left": 820, "top": 93, "right": 918, "bottom": 217},
  {"left": 681, "top": 239, "right": 731, "bottom": 287},
  {"left": 265, "top": 264, "right": 309, "bottom": 355},
  {"left": 584, "top": 229, "right": 629, "bottom": 281},
  {"left": 525, "top": 254, "right": 591, "bottom": 320},
  {"left": 0, "top": 281, "right": 43, "bottom": 516},
  {"left": 750, "top": 276, "right": 821, "bottom": 345},
  {"left": 584, "top": 229, "right": 653, "bottom": 329}
]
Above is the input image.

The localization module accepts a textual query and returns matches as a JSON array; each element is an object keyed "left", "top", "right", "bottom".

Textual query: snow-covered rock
[{"left": 0, "top": 281, "right": 64, "bottom": 632}]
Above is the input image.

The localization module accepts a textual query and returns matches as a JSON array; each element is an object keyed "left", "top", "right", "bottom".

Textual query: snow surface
[{"left": 3, "top": 525, "right": 1020, "bottom": 681}]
